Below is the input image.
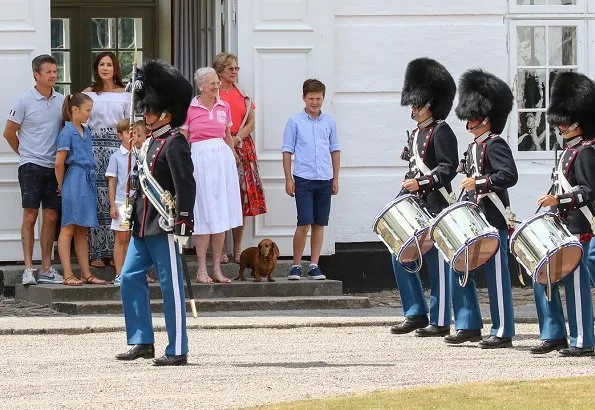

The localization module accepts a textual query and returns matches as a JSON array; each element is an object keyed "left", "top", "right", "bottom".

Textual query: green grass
[{"left": 252, "top": 376, "right": 595, "bottom": 409}]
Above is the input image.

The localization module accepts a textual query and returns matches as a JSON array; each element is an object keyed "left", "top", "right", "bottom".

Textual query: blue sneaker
[
  {"left": 307, "top": 265, "right": 326, "bottom": 280},
  {"left": 287, "top": 266, "right": 302, "bottom": 281}
]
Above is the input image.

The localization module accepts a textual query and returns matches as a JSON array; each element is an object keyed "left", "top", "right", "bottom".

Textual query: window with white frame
[
  {"left": 511, "top": 0, "right": 585, "bottom": 14},
  {"left": 511, "top": 21, "right": 583, "bottom": 154}
]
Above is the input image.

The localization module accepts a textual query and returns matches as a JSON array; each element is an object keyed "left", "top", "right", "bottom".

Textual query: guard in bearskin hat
[
  {"left": 532, "top": 71, "right": 595, "bottom": 357},
  {"left": 390, "top": 58, "right": 458, "bottom": 337},
  {"left": 446, "top": 69, "right": 517, "bottom": 349},
  {"left": 115, "top": 59, "right": 195, "bottom": 366}
]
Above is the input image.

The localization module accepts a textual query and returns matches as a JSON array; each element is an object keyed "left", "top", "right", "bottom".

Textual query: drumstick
[{"left": 456, "top": 188, "right": 465, "bottom": 202}]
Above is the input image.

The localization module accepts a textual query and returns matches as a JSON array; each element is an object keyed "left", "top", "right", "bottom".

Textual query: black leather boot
[
  {"left": 152, "top": 354, "right": 188, "bottom": 366},
  {"left": 558, "top": 346, "right": 594, "bottom": 357},
  {"left": 478, "top": 336, "right": 513, "bottom": 349},
  {"left": 415, "top": 324, "right": 450, "bottom": 337},
  {"left": 530, "top": 339, "right": 568, "bottom": 354},
  {"left": 390, "top": 315, "right": 429, "bottom": 335},
  {"left": 115, "top": 344, "right": 155, "bottom": 360},
  {"left": 444, "top": 329, "right": 482, "bottom": 344}
]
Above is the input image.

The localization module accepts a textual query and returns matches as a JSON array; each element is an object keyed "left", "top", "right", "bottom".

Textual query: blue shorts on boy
[
  {"left": 282, "top": 110, "right": 340, "bottom": 226},
  {"left": 56, "top": 122, "right": 98, "bottom": 228},
  {"left": 105, "top": 145, "right": 137, "bottom": 231}
]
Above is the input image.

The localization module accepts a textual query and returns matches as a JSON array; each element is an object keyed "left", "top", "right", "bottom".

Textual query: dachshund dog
[{"left": 235, "top": 239, "right": 280, "bottom": 282}]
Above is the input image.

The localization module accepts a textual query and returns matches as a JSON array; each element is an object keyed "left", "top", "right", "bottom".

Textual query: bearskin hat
[
  {"left": 400, "top": 58, "right": 456, "bottom": 120},
  {"left": 547, "top": 71, "right": 595, "bottom": 139},
  {"left": 134, "top": 59, "right": 193, "bottom": 128},
  {"left": 455, "top": 69, "right": 513, "bottom": 135}
]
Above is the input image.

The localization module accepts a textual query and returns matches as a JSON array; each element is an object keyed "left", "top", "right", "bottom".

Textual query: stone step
[
  {"left": 51, "top": 295, "right": 371, "bottom": 314},
  {"left": 15, "top": 278, "right": 343, "bottom": 305},
  {"left": 1, "top": 259, "right": 308, "bottom": 286}
]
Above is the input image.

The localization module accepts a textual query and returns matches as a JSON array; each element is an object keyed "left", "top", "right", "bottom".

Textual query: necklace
[{"left": 221, "top": 84, "right": 233, "bottom": 94}]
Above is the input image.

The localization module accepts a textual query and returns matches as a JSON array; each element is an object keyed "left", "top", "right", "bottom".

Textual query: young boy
[{"left": 281, "top": 79, "right": 341, "bottom": 280}]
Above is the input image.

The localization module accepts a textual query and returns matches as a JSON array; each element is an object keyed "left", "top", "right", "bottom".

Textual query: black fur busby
[
  {"left": 401, "top": 58, "right": 456, "bottom": 120},
  {"left": 455, "top": 69, "right": 513, "bottom": 135},
  {"left": 134, "top": 59, "right": 193, "bottom": 128},
  {"left": 547, "top": 71, "right": 595, "bottom": 139}
]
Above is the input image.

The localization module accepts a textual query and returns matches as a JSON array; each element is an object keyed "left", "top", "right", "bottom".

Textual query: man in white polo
[{"left": 3, "top": 54, "right": 65, "bottom": 285}]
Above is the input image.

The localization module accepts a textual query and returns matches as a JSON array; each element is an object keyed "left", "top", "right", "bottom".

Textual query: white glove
[{"left": 174, "top": 235, "right": 190, "bottom": 253}]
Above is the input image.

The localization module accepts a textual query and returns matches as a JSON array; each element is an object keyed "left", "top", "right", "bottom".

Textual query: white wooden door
[
  {"left": 0, "top": 0, "right": 51, "bottom": 261},
  {"left": 236, "top": 0, "right": 336, "bottom": 256}
]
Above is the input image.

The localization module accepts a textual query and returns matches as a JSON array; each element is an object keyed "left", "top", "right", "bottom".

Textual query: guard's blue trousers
[
  {"left": 533, "top": 239, "right": 594, "bottom": 348},
  {"left": 392, "top": 246, "right": 451, "bottom": 326},
  {"left": 588, "top": 237, "right": 595, "bottom": 287},
  {"left": 120, "top": 234, "right": 188, "bottom": 356},
  {"left": 450, "top": 229, "right": 515, "bottom": 338}
]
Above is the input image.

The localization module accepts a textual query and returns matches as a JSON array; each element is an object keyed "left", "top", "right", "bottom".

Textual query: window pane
[
  {"left": 51, "top": 18, "right": 70, "bottom": 49},
  {"left": 517, "top": 26, "right": 546, "bottom": 66},
  {"left": 547, "top": 0, "right": 577, "bottom": 4},
  {"left": 518, "top": 111, "right": 547, "bottom": 151},
  {"left": 516, "top": 0, "right": 576, "bottom": 4},
  {"left": 91, "top": 18, "right": 116, "bottom": 49},
  {"left": 119, "top": 51, "right": 143, "bottom": 83},
  {"left": 549, "top": 126, "right": 562, "bottom": 150},
  {"left": 548, "top": 26, "right": 576, "bottom": 66},
  {"left": 54, "top": 84, "right": 71, "bottom": 96},
  {"left": 118, "top": 18, "right": 143, "bottom": 49},
  {"left": 517, "top": 69, "right": 546, "bottom": 109},
  {"left": 52, "top": 51, "right": 71, "bottom": 83},
  {"left": 517, "top": 0, "right": 546, "bottom": 4}
]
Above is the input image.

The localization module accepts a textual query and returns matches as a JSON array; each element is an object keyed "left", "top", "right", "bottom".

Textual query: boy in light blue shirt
[{"left": 281, "top": 79, "right": 341, "bottom": 280}]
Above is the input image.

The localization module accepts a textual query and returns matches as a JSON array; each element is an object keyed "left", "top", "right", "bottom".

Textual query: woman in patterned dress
[
  {"left": 213, "top": 53, "right": 267, "bottom": 263},
  {"left": 83, "top": 52, "right": 131, "bottom": 268}
]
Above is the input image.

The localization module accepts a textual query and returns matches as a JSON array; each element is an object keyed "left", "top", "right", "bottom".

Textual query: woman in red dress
[{"left": 213, "top": 53, "right": 267, "bottom": 263}]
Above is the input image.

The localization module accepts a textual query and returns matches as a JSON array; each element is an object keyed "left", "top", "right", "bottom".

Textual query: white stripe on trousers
[
  {"left": 438, "top": 253, "right": 445, "bottom": 327},
  {"left": 495, "top": 249, "right": 505, "bottom": 338},
  {"left": 167, "top": 235, "right": 183, "bottom": 355},
  {"left": 573, "top": 264, "right": 584, "bottom": 348}
]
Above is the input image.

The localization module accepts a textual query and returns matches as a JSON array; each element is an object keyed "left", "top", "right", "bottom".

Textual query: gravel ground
[{"left": 1, "top": 324, "right": 593, "bottom": 409}]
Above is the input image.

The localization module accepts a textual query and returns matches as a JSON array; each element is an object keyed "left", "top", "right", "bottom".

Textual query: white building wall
[
  {"left": 0, "top": 0, "right": 51, "bottom": 261},
  {"left": 331, "top": 0, "right": 551, "bottom": 243}
]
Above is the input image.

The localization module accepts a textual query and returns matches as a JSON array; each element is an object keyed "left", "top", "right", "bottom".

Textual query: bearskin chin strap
[
  {"left": 560, "top": 122, "right": 580, "bottom": 137},
  {"left": 467, "top": 118, "right": 489, "bottom": 132},
  {"left": 411, "top": 102, "right": 431, "bottom": 121}
]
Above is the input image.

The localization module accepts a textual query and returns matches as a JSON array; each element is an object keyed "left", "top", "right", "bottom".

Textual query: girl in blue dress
[{"left": 55, "top": 93, "right": 107, "bottom": 286}]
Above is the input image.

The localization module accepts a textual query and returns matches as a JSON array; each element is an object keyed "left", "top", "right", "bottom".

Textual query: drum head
[
  {"left": 535, "top": 244, "right": 583, "bottom": 285},
  {"left": 451, "top": 234, "right": 500, "bottom": 274},
  {"left": 398, "top": 228, "right": 434, "bottom": 263}
]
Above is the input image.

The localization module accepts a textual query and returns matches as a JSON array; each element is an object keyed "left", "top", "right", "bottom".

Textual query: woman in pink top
[{"left": 180, "top": 67, "right": 242, "bottom": 283}]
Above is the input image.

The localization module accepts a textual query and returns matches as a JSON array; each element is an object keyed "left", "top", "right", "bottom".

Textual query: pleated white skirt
[{"left": 191, "top": 138, "right": 243, "bottom": 234}]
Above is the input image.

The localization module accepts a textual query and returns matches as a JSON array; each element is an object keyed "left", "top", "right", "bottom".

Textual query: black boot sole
[
  {"left": 530, "top": 346, "right": 567, "bottom": 354},
  {"left": 415, "top": 330, "right": 450, "bottom": 338},
  {"left": 152, "top": 357, "right": 188, "bottom": 366},
  {"left": 115, "top": 352, "right": 155, "bottom": 361}
]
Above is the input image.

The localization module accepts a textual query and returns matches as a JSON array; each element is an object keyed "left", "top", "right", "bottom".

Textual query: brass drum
[
  {"left": 430, "top": 202, "right": 500, "bottom": 279},
  {"left": 510, "top": 212, "right": 582, "bottom": 287},
  {"left": 372, "top": 194, "right": 434, "bottom": 264}
]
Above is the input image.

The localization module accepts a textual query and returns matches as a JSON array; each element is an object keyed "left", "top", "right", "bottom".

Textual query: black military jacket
[
  {"left": 132, "top": 124, "right": 196, "bottom": 238},
  {"left": 555, "top": 136, "right": 595, "bottom": 234},
  {"left": 404, "top": 119, "right": 458, "bottom": 216},
  {"left": 463, "top": 131, "right": 518, "bottom": 230}
]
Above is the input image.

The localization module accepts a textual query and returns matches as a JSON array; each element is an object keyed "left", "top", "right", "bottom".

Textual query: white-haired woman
[{"left": 180, "top": 67, "right": 242, "bottom": 283}]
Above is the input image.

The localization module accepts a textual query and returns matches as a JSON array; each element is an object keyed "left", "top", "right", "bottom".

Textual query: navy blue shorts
[
  {"left": 294, "top": 175, "right": 332, "bottom": 226},
  {"left": 18, "top": 163, "right": 60, "bottom": 211}
]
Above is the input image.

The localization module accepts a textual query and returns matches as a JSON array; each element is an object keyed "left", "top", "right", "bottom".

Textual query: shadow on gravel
[{"left": 233, "top": 361, "right": 394, "bottom": 369}]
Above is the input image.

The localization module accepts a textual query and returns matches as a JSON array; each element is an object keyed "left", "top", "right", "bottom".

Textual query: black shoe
[
  {"left": 390, "top": 315, "right": 429, "bottom": 335},
  {"left": 115, "top": 344, "right": 155, "bottom": 360},
  {"left": 530, "top": 339, "right": 568, "bottom": 354},
  {"left": 478, "top": 335, "right": 513, "bottom": 349},
  {"left": 152, "top": 354, "right": 188, "bottom": 366},
  {"left": 444, "top": 329, "right": 482, "bottom": 345},
  {"left": 558, "top": 346, "right": 595, "bottom": 357},
  {"left": 415, "top": 325, "right": 450, "bottom": 337}
]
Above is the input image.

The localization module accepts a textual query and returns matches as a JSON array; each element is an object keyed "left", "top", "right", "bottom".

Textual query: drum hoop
[
  {"left": 372, "top": 194, "right": 417, "bottom": 232},
  {"left": 509, "top": 211, "right": 558, "bottom": 245},
  {"left": 397, "top": 227, "right": 429, "bottom": 263},
  {"left": 429, "top": 201, "right": 478, "bottom": 237},
  {"left": 533, "top": 242, "right": 583, "bottom": 284},
  {"left": 450, "top": 231, "right": 500, "bottom": 274}
]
